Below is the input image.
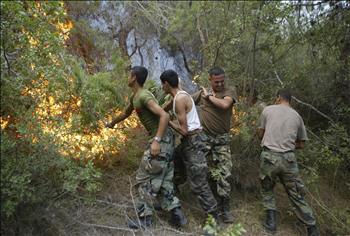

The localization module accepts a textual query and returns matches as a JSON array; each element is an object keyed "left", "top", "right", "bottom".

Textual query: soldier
[
  {"left": 257, "top": 88, "right": 319, "bottom": 236},
  {"left": 160, "top": 69, "right": 219, "bottom": 222},
  {"left": 106, "top": 66, "right": 187, "bottom": 229},
  {"left": 191, "top": 67, "right": 237, "bottom": 223}
]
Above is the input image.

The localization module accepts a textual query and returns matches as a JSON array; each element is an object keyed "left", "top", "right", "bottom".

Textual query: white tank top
[{"left": 173, "top": 90, "right": 202, "bottom": 132}]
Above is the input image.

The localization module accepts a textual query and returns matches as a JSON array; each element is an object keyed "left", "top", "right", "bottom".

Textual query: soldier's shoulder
[
  {"left": 263, "top": 104, "right": 277, "bottom": 111},
  {"left": 223, "top": 86, "right": 238, "bottom": 100}
]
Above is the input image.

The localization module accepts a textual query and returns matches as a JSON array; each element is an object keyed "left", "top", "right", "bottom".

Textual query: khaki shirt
[
  {"left": 258, "top": 104, "right": 308, "bottom": 152},
  {"left": 192, "top": 87, "right": 237, "bottom": 136}
]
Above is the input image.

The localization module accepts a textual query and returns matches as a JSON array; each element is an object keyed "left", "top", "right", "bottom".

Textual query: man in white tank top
[{"left": 160, "top": 70, "right": 219, "bottom": 226}]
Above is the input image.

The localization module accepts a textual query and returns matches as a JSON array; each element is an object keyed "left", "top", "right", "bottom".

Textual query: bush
[{"left": 0, "top": 127, "right": 102, "bottom": 219}]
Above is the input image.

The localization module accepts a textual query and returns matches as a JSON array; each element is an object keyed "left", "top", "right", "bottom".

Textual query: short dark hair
[
  {"left": 131, "top": 66, "right": 148, "bottom": 86},
  {"left": 277, "top": 88, "right": 292, "bottom": 102},
  {"left": 160, "top": 69, "right": 179, "bottom": 88},
  {"left": 209, "top": 67, "right": 225, "bottom": 76}
]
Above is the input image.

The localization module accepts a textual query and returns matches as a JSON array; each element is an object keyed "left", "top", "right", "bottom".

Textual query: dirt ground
[
  {"left": 44, "top": 161, "right": 348, "bottom": 236},
  {"left": 4, "top": 141, "right": 348, "bottom": 236}
]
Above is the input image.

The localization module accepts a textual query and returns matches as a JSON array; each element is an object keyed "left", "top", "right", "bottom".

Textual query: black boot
[
  {"left": 170, "top": 207, "right": 187, "bottom": 227},
  {"left": 127, "top": 215, "right": 152, "bottom": 229},
  {"left": 263, "top": 210, "right": 277, "bottom": 233},
  {"left": 220, "top": 198, "right": 234, "bottom": 223},
  {"left": 307, "top": 225, "right": 320, "bottom": 236},
  {"left": 208, "top": 209, "right": 219, "bottom": 222}
]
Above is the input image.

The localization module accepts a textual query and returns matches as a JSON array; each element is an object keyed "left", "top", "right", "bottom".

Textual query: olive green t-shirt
[
  {"left": 192, "top": 87, "right": 237, "bottom": 136},
  {"left": 131, "top": 89, "right": 159, "bottom": 136},
  {"left": 258, "top": 104, "right": 308, "bottom": 152}
]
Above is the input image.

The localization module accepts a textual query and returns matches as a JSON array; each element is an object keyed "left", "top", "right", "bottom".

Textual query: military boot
[
  {"left": 307, "top": 225, "right": 320, "bottom": 236},
  {"left": 170, "top": 207, "right": 187, "bottom": 227},
  {"left": 263, "top": 209, "right": 277, "bottom": 233},
  {"left": 209, "top": 209, "right": 219, "bottom": 222},
  {"left": 220, "top": 198, "right": 234, "bottom": 223},
  {"left": 126, "top": 215, "right": 152, "bottom": 229}
]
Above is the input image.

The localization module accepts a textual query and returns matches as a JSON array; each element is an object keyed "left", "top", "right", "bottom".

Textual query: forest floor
[
  {"left": 8, "top": 128, "right": 348, "bottom": 236},
  {"left": 44, "top": 153, "right": 349, "bottom": 236}
]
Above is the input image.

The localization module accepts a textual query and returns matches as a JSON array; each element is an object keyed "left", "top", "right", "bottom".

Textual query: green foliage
[
  {"left": 220, "top": 223, "right": 247, "bottom": 236},
  {"left": 0, "top": 129, "right": 102, "bottom": 219},
  {"left": 0, "top": 1, "right": 104, "bottom": 222},
  {"left": 203, "top": 214, "right": 219, "bottom": 236},
  {"left": 70, "top": 49, "right": 130, "bottom": 130},
  {"left": 1, "top": 1, "right": 67, "bottom": 116},
  {"left": 144, "top": 79, "right": 168, "bottom": 106},
  {"left": 203, "top": 215, "right": 246, "bottom": 236},
  {"left": 79, "top": 71, "right": 120, "bottom": 127},
  {"left": 63, "top": 160, "right": 102, "bottom": 193},
  {"left": 1, "top": 1, "right": 349, "bottom": 235},
  {"left": 299, "top": 124, "right": 350, "bottom": 185}
]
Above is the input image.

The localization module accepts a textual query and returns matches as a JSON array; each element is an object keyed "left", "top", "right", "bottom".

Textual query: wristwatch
[
  {"left": 206, "top": 93, "right": 213, "bottom": 99},
  {"left": 154, "top": 136, "right": 161, "bottom": 143}
]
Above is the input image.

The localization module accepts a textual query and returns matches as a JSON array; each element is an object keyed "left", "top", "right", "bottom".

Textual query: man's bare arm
[
  {"left": 257, "top": 128, "right": 265, "bottom": 140},
  {"left": 168, "top": 120, "right": 182, "bottom": 135},
  {"left": 295, "top": 140, "right": 305, "bottom": 149},
  {"left": 146, "top": 100, "right": 169, "bottom": 138},
  {"left": 172, "top": 96, "right": 189, "bottom": 136},
  {"left": 106, "top": 104, "right": 133, "bottom": 128},
  {"left": 202, "top": 87, "right": 233, "bottom": 110},
  {"left": 146, "top": 100, "right": 170, "bottom": 156},
  {"left": 207, "top": 96, "right": 234, "bottom": 110}
]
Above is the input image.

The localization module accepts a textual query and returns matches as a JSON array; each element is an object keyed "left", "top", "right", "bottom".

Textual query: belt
[
  {"left": 262, "top": 146, "right": 294, "bottom": 154},
  {"left": 187, "top": 129, "right": 202, "bottom": 136}
]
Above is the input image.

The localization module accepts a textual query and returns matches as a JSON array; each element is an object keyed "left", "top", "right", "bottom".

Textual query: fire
[
  {"left": 0, "top": 116, "right": 10, "bottom": 130},
  {"left": 56, "top": 20, "right": 73, "bottom": 40}
]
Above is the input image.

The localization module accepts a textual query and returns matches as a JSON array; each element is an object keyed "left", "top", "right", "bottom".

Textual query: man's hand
[
  {"left": 201, "top": 86, "right": 215, "bottom": 99},
  {"left": 150, "top": 140, "right": 161, "bottom": 157},
  {"left": 201, "top": 86, "right": 209, "bottom": 98},
  {"left": 295, "top": 140, "right": 305, "bottom": 149}
]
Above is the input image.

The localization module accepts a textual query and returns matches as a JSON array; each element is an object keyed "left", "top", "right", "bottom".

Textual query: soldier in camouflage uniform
[
  {"left": 257, "top": 88, "right": 319, "bottom": 236},
  {"left": 191, "top": 67, "right": 237, "bottom": 223},
  {"left": 160, "top": 70, "right": 218, "bottom": 218},
  {"left": 106, "top": 66, "right": 187, "bottom": 229}
]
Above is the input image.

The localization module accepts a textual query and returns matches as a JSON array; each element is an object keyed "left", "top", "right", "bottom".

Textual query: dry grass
[{"left": 2, "top": 135, "right": 349, "bottom": 236}]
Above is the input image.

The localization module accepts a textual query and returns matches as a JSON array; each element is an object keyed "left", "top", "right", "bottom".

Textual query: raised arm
[
  {"left": 106, "top": 103, "right": 133, "bottom": 128},
  {"left": 202, "top": 87, "right": 233, "bottom": 110}
]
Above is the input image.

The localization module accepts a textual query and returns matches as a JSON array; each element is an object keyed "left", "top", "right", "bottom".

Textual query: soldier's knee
[
  {"left": 296, "top": 180, "right": 306, "bottom": 197},
  {"left": 261, "top": 176, "right": 274, "bottom": 190},
  {"left": 284, "top": 179, "right": 306, "bottom": 197}
]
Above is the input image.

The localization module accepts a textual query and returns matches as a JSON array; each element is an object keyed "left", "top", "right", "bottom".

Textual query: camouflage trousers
[
  {"left": 177, "top": 131, "right": 218, "bottom": 214},
  {"left": 259, "top": 149, "right": 316, "bottom": 226},
  {"left": 135, "top": 129, "right": 181, "bottom": 217},
  {"left": 204, "top": 132, "right": 233, "bottom": 200}
]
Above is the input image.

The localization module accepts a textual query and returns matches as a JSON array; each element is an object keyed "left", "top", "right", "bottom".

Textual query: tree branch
[
  {"left": 273, "top": 69, "right": 336, "bottom": 125},
  {"left": 178, "top": 45, "right": 192, "bottom": 75},
  {"left": 128, "top": 176, "right": 141, "bottom": 231},
  {"left": 196, "top": 15, "right": 206, "bottom": 46},
  {"left": 291, "top": 96, "right": 335, "bottom": 124}
]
